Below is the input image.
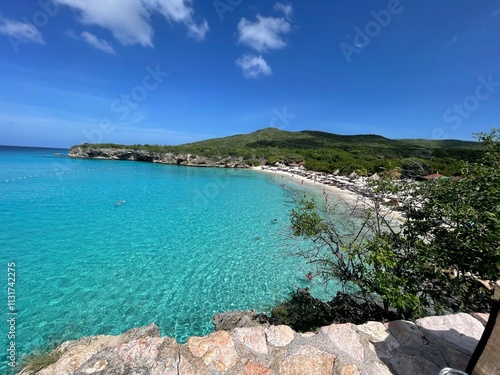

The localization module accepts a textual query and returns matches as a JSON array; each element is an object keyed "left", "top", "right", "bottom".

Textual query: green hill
[{"left": 73, "top": 128, "right": 484, "bottom": 177}]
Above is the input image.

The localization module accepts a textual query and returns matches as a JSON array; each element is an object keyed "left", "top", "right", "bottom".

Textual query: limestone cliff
[
  {"left": 17, "top": 312, "right": 488, "bottom": 375},
  {"left": 68, "top": 146, "right": 250, "bottom": 168}
]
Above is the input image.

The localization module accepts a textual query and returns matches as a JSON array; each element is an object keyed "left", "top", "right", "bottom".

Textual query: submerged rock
[{"left": 212, "top": 310, "right": 270, "bottom": 331}]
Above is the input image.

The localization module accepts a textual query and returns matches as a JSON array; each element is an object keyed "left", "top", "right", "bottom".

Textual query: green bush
[
  {"left": 270, "top": 290, "right": 400, "bottom": 332},
  {"left": 271, "top": 289, "right": 334, "bottom": 332},
  {"left": 288, "top": 129, "right": 499, "bottom": 319}
]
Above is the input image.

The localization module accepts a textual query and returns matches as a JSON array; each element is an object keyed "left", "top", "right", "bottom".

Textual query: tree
[
  {"left": 289, "top": 129, "right": 500, "bottom": 319},
  {"left": 380, "top": 160, "right": 401, "bottom": 180},
  {"left": 401, "top": 130, "right": 500, "bottom": 310}
]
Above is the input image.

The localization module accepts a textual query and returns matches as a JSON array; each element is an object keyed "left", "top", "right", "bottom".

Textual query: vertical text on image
[{"left": 7, "top": 262, "right": 17, "bottom": 368}]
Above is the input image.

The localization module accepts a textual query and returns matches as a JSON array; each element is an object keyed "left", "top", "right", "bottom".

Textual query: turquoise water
[{"left": 0, "top": 146, "right": 338, "bottom": 371}]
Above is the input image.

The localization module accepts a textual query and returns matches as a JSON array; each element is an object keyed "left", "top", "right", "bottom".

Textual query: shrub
[
  {"left": 16, "top": 344, "right": 62, "bottom": 374},
  {"left": 287, "top": 129, "right": 499, "bottom": 319}
]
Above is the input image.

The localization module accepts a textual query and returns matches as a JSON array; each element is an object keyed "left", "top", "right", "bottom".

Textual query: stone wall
[{"left": 18, "top": 312, "right": 488, "bottom": 375}]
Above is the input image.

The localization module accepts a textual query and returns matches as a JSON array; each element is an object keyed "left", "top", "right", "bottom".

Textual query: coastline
[
  {"left": 251, "top": 166, "right": 404, "bottom": 224},
  {"left": 68, "top": 145, "right": 402, "bottom": 223},
  {"left": 252, "top": 166, "right": 361, "bottom": 204}
]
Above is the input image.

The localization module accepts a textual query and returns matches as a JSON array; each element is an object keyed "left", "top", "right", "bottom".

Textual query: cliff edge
[{"left": 68, "top": 146, "right": 250, "bottom": 168}]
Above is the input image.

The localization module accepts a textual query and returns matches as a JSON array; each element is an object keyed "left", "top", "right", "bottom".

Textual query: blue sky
[{"left": 0, "top": 0, "right": 499, "bottom": 147}]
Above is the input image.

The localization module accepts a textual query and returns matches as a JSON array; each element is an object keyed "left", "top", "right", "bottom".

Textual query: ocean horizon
[{"left": 0, "top": 146, "right": 343, "bottom": 371}]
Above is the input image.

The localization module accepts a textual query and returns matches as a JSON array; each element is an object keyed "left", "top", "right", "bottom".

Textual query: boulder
[{"left": 212, "top": 310, "right": 269, "bottom": 331}]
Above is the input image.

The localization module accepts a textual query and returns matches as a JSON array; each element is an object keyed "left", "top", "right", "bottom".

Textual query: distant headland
[{"left": 69, "top": 127, "right": 483, "bottom": 177}]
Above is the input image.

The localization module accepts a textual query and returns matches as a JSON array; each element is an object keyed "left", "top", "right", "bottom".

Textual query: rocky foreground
[
  {"left": 19, "top": 311, "right": 488, "bottom": 375},
  {"left": 68, "top": 146, "right": 249, "bottom": 168}
]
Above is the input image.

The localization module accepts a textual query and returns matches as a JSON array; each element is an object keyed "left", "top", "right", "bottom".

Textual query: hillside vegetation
[
  {"left": 73, "top": 128, "right": 484, "bottom": 176},
  {"left": 269, "top": 130, "right": 499, "bottom": 331}
]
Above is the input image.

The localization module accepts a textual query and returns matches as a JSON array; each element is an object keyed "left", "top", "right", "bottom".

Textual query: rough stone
[
  {"left": 18, "top": 313, "right": 486, "bottom": 375},
  {"left": 337, "top": 364, "right": 360, "bottom": 375},
  {"left": 212, "top": 310, "right": 269, "bottom": 331},
  {"left": 319, "top": 323, "right": 365, "bottom": 362},
  {"left": 471, "top": 312, "right": 489, "bottom": 326},
  {"left": 415, "top": 313, "right": 484, "bottom": 370},
  {"left": 298, "top": 331, "right": 317, "bottom": 338},
  {"left": 231, "top": 326, "right": 268, "bottom": 355},
  {"left": 356, "top": 321, "right": 400, "bottom": 358},
  {"left": 265, "top": 325, "right": 295, "bottom": 347},
  {"left": 187, "top": 330, "right": 240, "bottom": 372},
  {"left": 278, "top": 345, "right": 335, "bottom": 375},
  {"left": 243, "top": 361, "right": 272, "bottom": 375},
  {"left": 68, "top": 147, "right": 250, "bottom": 169},
  {"left": 385, "top": 319, "right": 448, "bottom": 371},
  {"left": 388, "top": 353, "right": 441, "bottom": 375}
]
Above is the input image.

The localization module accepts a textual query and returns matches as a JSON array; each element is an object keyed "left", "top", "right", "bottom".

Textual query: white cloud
[
  {"left": 185, "top": 19, "right": 209, "bottom": 41},
  {"left": 54, "top": 0, "right": 209, "bottom": 47},
  {"left": 0, "top": 17, "right": 45, "bottom": 45},
  {"left": 154, "top": 0, "right": 209, "bottom": 41},
  {"left": 237, "top": 15, "right": 291, "bottom": 52},
  {"left": 236, "top": 54, "right": 272, "bottom": 79},
  {"left": 64, "top": 29, "right": 115, "bottom": 53},
  {"left": 273, "top": 2, "right": 293, "bottom": 21},
  {"left": 81, "top": 31, "right": 115, "bottom": 53}
]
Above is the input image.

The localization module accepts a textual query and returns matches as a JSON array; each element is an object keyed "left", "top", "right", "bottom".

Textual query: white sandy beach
[{"left": 251, "top": 166, "right": 404, "bottom": 224}]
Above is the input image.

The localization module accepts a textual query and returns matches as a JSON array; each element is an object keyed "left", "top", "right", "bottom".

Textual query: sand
[{"left": 251, "top": 166, "right": 404, "bottom": 224}]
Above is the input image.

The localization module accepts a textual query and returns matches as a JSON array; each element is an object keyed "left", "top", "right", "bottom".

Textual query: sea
[{"left": 0, "top": 146, "right": 346, "bottom": 371}]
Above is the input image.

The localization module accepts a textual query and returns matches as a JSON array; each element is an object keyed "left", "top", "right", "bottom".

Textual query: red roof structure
[{"left": 424, "top": 173, "right": 445, "bottom": 180}]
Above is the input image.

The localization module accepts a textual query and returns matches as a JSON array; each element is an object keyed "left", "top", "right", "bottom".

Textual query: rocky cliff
[
  {"left": 17, "top": 311, "right": 488, "bottom": 375},
  {"left": 68, "top": 147, "right": 250, "bottom": 168}
]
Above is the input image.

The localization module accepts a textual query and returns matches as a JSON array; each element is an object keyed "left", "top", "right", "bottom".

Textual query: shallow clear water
[{"left": 0, "top": 146, "right": 340, "bottom": 371}]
